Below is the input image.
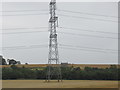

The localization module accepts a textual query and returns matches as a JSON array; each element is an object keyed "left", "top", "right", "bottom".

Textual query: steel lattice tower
[{"left": 46, "top": 0, "right": 62, "bottom": 82}]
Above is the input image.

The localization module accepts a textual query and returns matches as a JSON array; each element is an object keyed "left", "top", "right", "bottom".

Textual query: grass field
[{"left": 2, "top": 80, "right": 118, "bottom": 88}]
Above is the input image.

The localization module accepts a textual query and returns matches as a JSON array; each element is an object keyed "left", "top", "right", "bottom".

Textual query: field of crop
[
  {"left": 2, "top": 80, "right": 118, "bottom": 88},
  {"left": 1, "top": 64, "right": 118, "bottom": 69}
]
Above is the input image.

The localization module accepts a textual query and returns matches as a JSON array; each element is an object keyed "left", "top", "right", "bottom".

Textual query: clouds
[{"left": 2, "top": 2, "right": 118, "bottom": 64}]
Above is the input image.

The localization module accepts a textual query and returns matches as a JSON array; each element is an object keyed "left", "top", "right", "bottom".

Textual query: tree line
[{"left": 2, "top": 65, "right": 119, "bottom": 80}]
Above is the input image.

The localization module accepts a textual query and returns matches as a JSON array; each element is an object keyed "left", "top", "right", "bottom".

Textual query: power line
[
  {"left": 58, "top": 9, "right": 119, "bottom": 18},
  {"left": 59, "top": 46, "right": 117, "bottom": 54},
  {"left": 1, "top": 13, "right": 48, "bottom": 16},
  {"left": 58, "top": 14, "right": 119, "bottom": 23},
  {"left": 1, "top": 13, "right": 118, "bottom": 23},
  {"left": 2, "top": 44, "right": 48, "bottom": 50},
  {"left": 1, "top": 9, "right": 118, "bottom": 18},
  {"left": 58, "top": 31, "right": 118, "bottom": 39},
  {"left": 1, "top": 27, "right": 48, "bottom": 30},
  {"left": 2, "top": 30, "right": 118, "bottom": 40},
  {"left": 2, "top": 13, "right": 118, "bottom": 23},
  {"left": 59, "top": 44, "right": 118, "bottom": 52},
  {"left": 59, "top": 27, "right": 118, "bottom": 35},
  {"left": 2, "top": 44, "right": 118, "bottom": 54},
  {"left": 2, "top": 26, "right": 118, "bottom": 35},
  {"left": 1, "top": 9, "right": 118, "bottom": 23},
  {"left": 2, "top": 44, "right": 118, "bottom": 51},
  {"left": 1, "top": 9, "right": 48, "bottom": 12},
  {"left": 1, "top": 30, "right": 48, "bottom": 34},
  {"left": 3, "top": 46, "right": 47, "bottom": 50}
]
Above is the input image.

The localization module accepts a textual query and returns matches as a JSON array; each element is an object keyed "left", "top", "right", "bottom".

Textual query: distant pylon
[{"left": 46, "top": 0, "right": 62, "bottom": 82}]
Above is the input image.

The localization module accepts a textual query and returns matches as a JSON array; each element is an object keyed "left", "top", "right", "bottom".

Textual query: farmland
[
  {"left": 2, "top": 80, "right": 118, "bottom": 88},
  {"left": 2, "top": 64, "right": 118, "bottom": 88},
  {"left": 1, "top": 64, "right": 118, "bottom": 69}
]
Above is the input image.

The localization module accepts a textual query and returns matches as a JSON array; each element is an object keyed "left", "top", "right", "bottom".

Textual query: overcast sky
[{"left": 1, "top": 2, "right": 118, "bottom": 64}]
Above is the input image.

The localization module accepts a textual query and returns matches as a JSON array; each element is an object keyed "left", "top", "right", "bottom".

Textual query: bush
[{"left": 2, "top": 65, "right": 119, "bottom": 80}]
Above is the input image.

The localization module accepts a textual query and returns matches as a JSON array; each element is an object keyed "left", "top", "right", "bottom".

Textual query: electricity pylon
[{"left": 46, "top": 0, "right": 62, "bottom": 82}]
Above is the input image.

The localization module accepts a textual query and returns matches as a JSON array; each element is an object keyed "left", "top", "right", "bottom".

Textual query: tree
[
  {"left": 7, "top": 59, "right": 18, "bottom": 65},
  {"left": 0, "top": 55, "right": 7, "bottom": 65}
]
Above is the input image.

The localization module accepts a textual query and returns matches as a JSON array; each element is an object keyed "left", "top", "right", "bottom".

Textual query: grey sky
[{"left": 2, "top": 2, "right": 118, "bottom": 64}]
